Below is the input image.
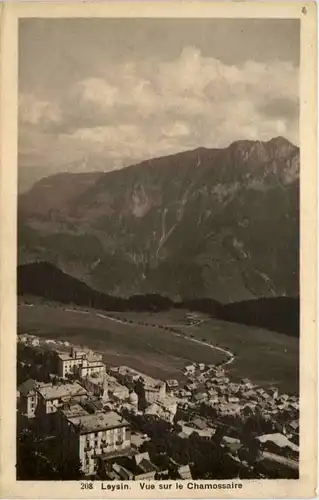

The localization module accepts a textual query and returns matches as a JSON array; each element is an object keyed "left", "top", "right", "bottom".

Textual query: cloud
[
  {"left": 19, "top": 46, "right": 299, "bottom": 171},
  {"left": 19, "top": 93, "right": 62, "bottom": 128}
]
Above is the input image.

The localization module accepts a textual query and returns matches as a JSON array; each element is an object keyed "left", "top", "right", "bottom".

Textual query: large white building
[
  {"left": 58, "top": 407, "right": 131, "bottom": 475},
  {"left": 56, "top": 347, "right": 105, "bottom": 378}
]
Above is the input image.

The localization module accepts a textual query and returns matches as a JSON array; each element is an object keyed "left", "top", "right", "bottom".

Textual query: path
[
  {"left": 95, "top": 312, "right": 234, "bottom": 367},
  {"left": 21, "top": 303, "right": 235, "bottom": 368}
]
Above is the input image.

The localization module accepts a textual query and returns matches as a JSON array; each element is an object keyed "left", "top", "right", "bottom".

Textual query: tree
[{"left": 57, "top": 457, "right": 84, "bottom": 480}]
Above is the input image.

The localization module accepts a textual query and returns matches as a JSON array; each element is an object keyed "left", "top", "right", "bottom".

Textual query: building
[
  {"left": 111, "top": 366, "right": 166, "bottom": 404},
  {"left": 184, "top": 364, "right": 196, "bottom": 374},
  {"left": 132, "top": 452, "right": 159, "bottom": 480},
  {"left": 56, "top": 347, "right": 105, "bottom": 379},
  {"left": 36, "top": 382, "right": 88, "bottom": 430},
  {"left": 57, "top": 350, "right": 85, "bottom": 378},
  {"left": 144, "top": 396, "right": 177, "bottom": 423},
  {"left": 165, "top": 379, "right": 179, "bottom": 391},
  {"left": 143, "top": 382, "right": 166, "bottom": 405},
  {"left": 81, "top": 372, "right": 129, "bottom": 402},
  {"left": 177, "top": 464, "right": 193, "bottom": 480},
  {"left": 59, "top": 409, "right": 131, "bottom": 475},
  {"left": 18, "top": 379, "right": 41, "bottom": 419},
  {"left": 79, "top": 353, "right": 105, "bottom": 378},
  {"left": 128, "top": 391, "right": 139, "bottom": 412},
  {"left": 257, "top": 433, "right": 299, "bottom": 457}
]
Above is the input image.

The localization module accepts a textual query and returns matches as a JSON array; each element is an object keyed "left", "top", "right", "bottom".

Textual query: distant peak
[{"left": 267, "top": 136, "right": 295, "bottom": 148}]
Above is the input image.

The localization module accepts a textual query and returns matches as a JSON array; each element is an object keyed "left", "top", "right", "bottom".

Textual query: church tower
[{"left": 102, "top": 372, "right": 109, "bottom": 402}]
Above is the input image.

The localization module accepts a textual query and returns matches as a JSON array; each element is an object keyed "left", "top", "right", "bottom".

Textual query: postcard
[{"left": 0, "top": 1, "right": 317, "bottom": 498}]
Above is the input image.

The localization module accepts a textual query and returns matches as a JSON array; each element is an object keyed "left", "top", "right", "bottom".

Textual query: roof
[
  {"left": 87, "top": 352, "right": 103, "bottom": 362},
  {"left": 222, "top": 436, "right": 241, "bottom": 445},
  {"left": 166, "top": 379, "right": 179, "bottom": 386},
  {"left": 57, "top": 353, "right": 74, "bottom": 361},
  {"left": 68, "top": 410, "right": 129, "bottom": 434},
  {"left": 242, "top": 378, "right": 252, "bottom": 384},
  {"left": 193, "top": 392, "right": 207, "bottom": 401},
  {"left": 178, "top": 432, "right": 189, "bottom": 439},
  {"left": 257, "top": 433, "right": 299, "bottom": 453},
  {"left": 59, "top": 403, "right": 89, "bottom": 419},
  {"left": 37, "top": 382, "right": 88, "bottom": 401},
  {"left": 18, "top": 379, "right": 38, "bottom": 396},
  {"left": 138, "top": 459, "right": 157, "bottom": 473},
  {"left": 262, "top": 451, "right": 299, "bottom": 470},
  {"left": 113, "top": 365, "right": 162, "bottom": 388},
  {"left": 135, "top": 451, "right": 150, "bottom": 465},
  {"left": 289, "top": 420, "right": 300, "bottom": 431},
  {"left": 192, "top": 418, "right": 207, "bottom": 430},
  {"left": 178, "top": 464, "right": 192, "bottom": 479}
]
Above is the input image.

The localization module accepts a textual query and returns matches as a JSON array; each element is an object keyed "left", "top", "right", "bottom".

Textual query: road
[
  {"left": 21, "top": 303, "right": 235, "bottom": 368},
  {"left": 95, "top": 311, "right": 235, "bottom": 367}
]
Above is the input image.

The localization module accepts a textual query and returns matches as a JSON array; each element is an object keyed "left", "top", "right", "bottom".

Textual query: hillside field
[{"left": 18, "top": 304, "right": 299, "bottom": 393}]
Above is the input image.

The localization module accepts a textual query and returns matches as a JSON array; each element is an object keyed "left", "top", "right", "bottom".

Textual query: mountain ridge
[{"left": 18, "top": 136, "right": 299, "bottom": 303}]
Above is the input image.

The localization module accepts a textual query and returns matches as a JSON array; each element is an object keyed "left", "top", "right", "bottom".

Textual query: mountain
[{"left": 18, "top": 137, "right": 299, "bottom": 303}]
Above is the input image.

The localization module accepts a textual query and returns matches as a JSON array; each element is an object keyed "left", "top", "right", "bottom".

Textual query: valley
[{"left": 18, "top": 302, "right": 299, "bottom": 393}]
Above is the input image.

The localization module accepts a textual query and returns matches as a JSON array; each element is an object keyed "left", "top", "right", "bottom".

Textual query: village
[{"left": 17, "top": 333, "right": 299, "bottom": 481}]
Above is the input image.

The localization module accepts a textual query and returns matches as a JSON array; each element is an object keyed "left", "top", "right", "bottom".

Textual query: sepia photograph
[{"left": 0, "top": 1, "right": 317, "bottom": 498}]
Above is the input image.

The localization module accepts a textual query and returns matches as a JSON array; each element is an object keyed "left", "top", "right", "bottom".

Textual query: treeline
[{"left": 18, "top": 262, "right": 299, "bottom": 336}]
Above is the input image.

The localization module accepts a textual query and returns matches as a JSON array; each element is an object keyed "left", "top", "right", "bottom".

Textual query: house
[
  {"left": 218, "top": 403, "right": 240, "bottom": 416},
  {"left": 133, "top": 452, "right": 159, "bottom": 480},
  {"left": 193, "top": 392, "right": 207, "bottom": 403},
  {"left": 191, "top": 417, "right": 208, "bottom": 431},
  {"left": 177, "top": 464, "right": 192, "bottom": 480},
  {"left": 145, "top": 396, "right": 177, "bottom": 423},
  {"left": 59, "top": 409, "right": 131, "bottom": 475},
  {"left": 268, "top": 387, "right": 279, "bottom": 399},
  {"left": 18, "top": 379, "right": 40, "bottom": 419},
  {"left": 81, "top": 372, "right": 129, "bottom": 402},
  {"left": 111, "top": 366, "right": 166, "bottom": 403},
  {"left": 184, "top": 364, "right": 196, "bottom": 374},
  {"left": 228, "top": 396, "right": 240, "bottom": 404},
  {"left": 185, "top": 383, "right": 197, "bottom": 392},
  {"left": 79, "top": 356, "right": 105, "bottom": 378},
  {"left": 259, "top": 452, "right": 298, "bottom": 478},
  {"left": 288, "top": 420, "right": 299, "bottom": 434},
  {"left": 30, "top": 337, "right": 40, "bottom": 347},
  {"left": 257, "top": 433, "right": 299, "bottom": 457},
  {"left": 112, "top": 463, "right": 134, "bottom": 480},
  {"left": 18, "top": 334, "right": 29, "bottom": 344},
  {"left": 222, "top": 436, "right": 242, "bottom": 452},
  {"left": 242, "top": 379, "right": 254, "bottom": 389},
  {"left": 36, "top": 381, "right": 88, "bottom": 431},
  {"left": 166, "top": 379, "right": 179, "bottom": 391}
]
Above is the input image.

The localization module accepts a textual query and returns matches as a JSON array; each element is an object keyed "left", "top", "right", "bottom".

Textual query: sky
[{"left": 19, "top": 18, "right": 300, "bottom": 179}]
